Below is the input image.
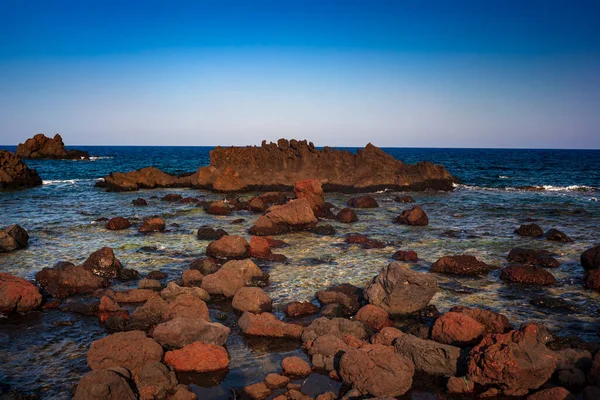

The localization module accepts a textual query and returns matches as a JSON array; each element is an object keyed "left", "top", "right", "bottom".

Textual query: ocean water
[{"left": 0, "top": 146, "right": 599, "bottom": 399}]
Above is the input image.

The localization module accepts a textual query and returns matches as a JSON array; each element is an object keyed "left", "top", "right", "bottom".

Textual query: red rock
[
  {"left": 243, "top": 382, "right": 271, "bottom": 400},
  {"left": 284, "top": 301, "right": 319, "bottom": 318},
  {"left": 355, "top": 305, "right": 393, "bottom": 331},
  {"left": 134, "top": 362, "right": 178, "bottom": 400},
  {"left": 282, "top": 356, "right": 312, "bottom": 377},
  {"left": 163, "top": 293, "right": 210, "bottom": 321},
  {"left": 106, "top": 217, "right": 130, "bottom": 230},
  {"left": 16, "top": 133, "right": 89, "bottom": 160},
  {"left": 206, "top": 235, "right": 250, "bottom": 259},
  {"left": 449, "top": 306, "right": 512, "bottom": 334},
  {"left": 238, "top": 312, "right": 304, "bottom": 339},
  {"left": 265, "top": 373, "right": 290, "bottom": 389},
  {"left": 0, "top": 273, "right": 42, "bottom": 314},
  {"left": 345, "top": 234, "right": 385, "bottom": 249},
  {"left": 82, "top": 247, "right": 123, "bottom": 279},
  {"left": 508, "top": 247, "right": 560, "bottom": 268},
  {"left": 36, "top": 263, "right": 107, "bottom": 299},
  {"left": 370, "top": 326, "right": 404, "bottom": 345},
  {"left": 431, "top": 255, "right": 491, "bottom": 276},
  {"left": 294, "top": 179, "right": 325, "bottom": 212},
  {"left": 182, "top": 270, "right": 203, "bottom": 287},
  {"left": 164, "top": 342, "right": 229, "bottom": 372},
  {"left": 201, "top": 259, "right": 264, "bottom": 298},
  {"left": 250, "top": 236, "right": 272, "bottom": 259},
  {"left": 431, "top": 312, "right": 485, "bottom": 346},
  {"left": 500, "top": 265, "right": 557, "bottom": 285},
  {"left": 447, "top": 376, "right": 475, "bottom": 394},
  {"left": 347, "top": 196, "right": 379, "bottom": 208},
  {"left": 204, "top": 200, "right": 231, "bottom": 215},
  {"left": 526, "top": 387, "right": 576, "bottom": 400},
  {"left": 162, "top": 193, "right": 182, "bottom": 202},
  {"left": 139, "top": 216, "right": 165, "bottom": 233},
  {"left": 189, "top": 257, "right": 219, "bottom": 275},
  {"left": 391, "top": 250, "right": 418, "bottom": 262},
  {"left": 336, "top": 208, "right": 358, "bottom": 223},
  {"left": 585, "top": 269, "right": 600, "bottom": 291},
  {"left": 467, "top": 325, "right": 557, "bottom": 396},
  {"left": 87, "top": 331, "right": 164, "bottom": 374},
  {"left": 249, "top": 199, "right": 317, "bottom": 236},
  {"left": 0, "top": 151, "right": 42, "bottom": 190},
  {"left": 74, "top": 369, "right": 136, "bottom": 400},
  {"left": 232, "top": 287, "right": 272, "bottom": 313},
  {"left": 113, "top": 289, "right": 155, "bottom": 303},
  {"left": 392, "top": 205, "right": 429, "bottom": 226}
]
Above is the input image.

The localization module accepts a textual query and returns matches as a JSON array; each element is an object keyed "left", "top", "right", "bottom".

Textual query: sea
[{"left": 0, "top": 145, "right": 599, "bottom": 399}]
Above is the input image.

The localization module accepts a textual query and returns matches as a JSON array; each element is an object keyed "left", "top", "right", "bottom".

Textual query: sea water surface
[{"left": 0, "top": 146, "right": 599, "bottom": 399}]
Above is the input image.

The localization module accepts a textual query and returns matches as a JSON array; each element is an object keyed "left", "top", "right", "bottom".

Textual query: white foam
[
  {"left": 42, "top": 179, "right": 87, "bottom": 185},
  {"left": 498, "top": 175, "right": 510, "bottom": 179}
]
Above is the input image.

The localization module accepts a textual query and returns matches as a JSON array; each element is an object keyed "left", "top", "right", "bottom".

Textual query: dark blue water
[{"left": 1, "top": 145, "right": 599, "bottom": 399}]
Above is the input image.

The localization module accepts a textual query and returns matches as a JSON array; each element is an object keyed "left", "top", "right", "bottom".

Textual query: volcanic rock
[
  {"left": 284, "top": 301, "right": 320, "bottom": 318},
  {"left": 0, "top": 224, "right": 29, "bottom": 252},
  {"left": 189, "top": 257, "right": 219, "bottom": 275},
  {"left": 134, "top": 362, "right": 178, "bottom": 400},
  {"left": 152, "top": 317, "right": 230, "bottom": 348},
  {"left": 100, "top": 167, "right": 196, "bottom": 192},
  {"left": 139, "top": 216, "right": 166, "bottom": 233},
  {"left": 106, "top": 217, "right": 130, "bottom": 231},
  {"left": 508, "top": 247, "right": 560, "bottom": 268},
  {"left": 354, "top": 305, "right": 393, "bottom": 331},
  {"left": 581, "top": 244, "right": 600, "bottom": 271},
  {"left": 430, "top": 255, "right": 491, "bottom": 276},
  {"left": 449, "top": 306, "right": 512, "bottom": 334},
  {"left": 301, "top": 317, "right": 371, "bottom": 344},
  {"left": 336, "top": 208, "right": 358, "bottom": 223},
  {"left": 515, "top": 223, "right": 544, "bottom": 237},
  {"left": 0, "top": 151, "right": 43, "bottom": 190},
  {"left": 431, "top": 312, "right": 485, "bottom": 346},
  {"left": 232, "top": 287, "right": 272, "bottom": 313},
  {"left": 161, "top": 193, "right": 182, "bottom": 202},
  {"left": 201, "top": 259, "right": 264, "bottom": 298},
  {"left": 545, "top": 228, "right": 573, "bottom": 242},
  {"left": 500, "top": 265, "right": 557, "bottom": 285},
  {"left": 0, "top": 273, "right": 42, "bottom": 314},
  {"left": 73, "top": 369, "right": 136, "bottom": 400},
  {"left": 394, "top": 333, "right": 462, "bottom": 376},
  {"left": 206, "top": 235, "right": 250, "bottom": 259},
  {"left": 196, "top": 227, "right": 228, "bottom": 241},
  {"left": 36, "top": 263, "right": 107, "bottom": 298},
  {"left": 347, "top": 196, "right": 379, "bottom": 208},
  {"left": 249, "top": 198, "right": 317, "bottom": 236},
  {"left": 281, "top": 356, "right": 312, "bottom": 377},
  {"left": 294, "top": 179, "right": 324, "bottom": 212},
  {"left": 87, "top": 331, "right": 164, "bottom": 374},
  {"left": 82, "top": 247, "right": 123, "bottom": 279},
  {"left": 393, "top": 205, "right": 429, "bottom": 226},
  {"left": 164, "top": 342, "right": 229, "bottom": 372},
  {"left": 391, "top": 250, "right": 418, "bottom": 261},
  {"left": 238, "top": 312, "right": 304, "bottom": 339},
  {"left": 16, "top": 133, "right": 89, "bottom": 160},
  {"left": 204, "top": 200, "right": 231, "bottom": 215}
]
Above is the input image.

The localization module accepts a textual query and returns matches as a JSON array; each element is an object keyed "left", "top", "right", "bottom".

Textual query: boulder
[
  {"left": 336, "top": 208, "right": 358, "bottom": 223},
  {"left": 526, "top": 387, "right": 575, "bottom": 400},
  {"left": 347, "top": 196, "right": 379, "bottom": 208},
  {"left": 394, "top": 195, "right": 415, "bottom": 203},
  {"left": 430, "top": 255, "right": 491, "bottom": 276},
  {"left": 201, "top": 259, "right": 264, "bottom": 298},
  {"left": 238, "top": 312, "right": 304, "bottom": 339},
  {"left": 181, "top": 270, "right": 203, "bottom": 287},
  {"left": 160, "top": 282, "right": 210, "bottom": 302},
  {"left": 307, "top": 334, "right": 351, "bottom": 371},
  {"left": 82, "top": 247, "right": 123, "bottom": 279},
  {"left": 339, "top": 346, "right": 414, "bottom": 397},
  {"left": 163, "top": 293, "right": 210, "bottom": 321},
  {"left": 134, "top": 362, "right": 178, "bottom": 400},
  {"left": 249, "top": 198, "right": 317, "bottom": 235},
  {"left": 581, "top": 245, "right": 600, "bottom": 271},
  {"left": 281, "top": 356, "right": 312, "bottom": 377},
  {"left": 161, "top": 193, "right": 182, "bottom": 202},
  {"left": 114, "top": 289, "right": 155, "bottom": 303},
  {"left": 467, "top": 325, "right": 557, "bottom": 396},
  {"left": 0, "top": 273, "right": 42, "bottom": 314},
  {"left": 152, "top": 317, "right": 230, "bottom": 348},
  {"left": 16, "top": 133, "right": 89, "bottom": 159},
  {"left": 447, "top": 376, "right": 475, "bottom": 394},
  {"left": 508, "top": 247, "right": 560, "bottom": 268},
  {"left": 36, "top": 263, "right": 107, "bottom": 298},
  {"left": 132, "top": 198, "right": 148, "bottom": 206},
  {"left": 394, "top": 333, "right": 462, "bottom": 376},
  {"left": 248, "top": 235, "right": 286, "bottom": 261},
  {"left": 364, "top": 262, "right": 437, "bottom": 315},
  {"left": 87, "top": 331, "right": 164, "bottom": 374},
  {"left": 449, "top": 306, "right": 512, "bottom": 334},
  {"left": 129, "top": 294, "right": 169, "bottom": 330},
  {"left": 146, "top": 271, "right": 167, "bottom": 280},
  {"left": 294, "top": 179, "right": 325, "bottom": 212},
  {"left": 164, "top": 342, "right": 229, "bottom": 372},
  {"left": 204, "top": 200, "right": 231, "bottom": 215},
  {"left": 584, "top": 269, "right": 600, "bottom": 291},
  {"left": 106, "top": 217, "right": 130, "bottom": 230},
  {"left": 500, "top": 265, "right": 557, "bottom": 285},
  {"left": 73, "top": 369, "right": 136, "bottom": 400},
  {"left": 515, "top": 223, "right": 544, "bottom": 237},
  {"left": 0, "top": 224, "right": 30, "bottom": 252},
  {"left": 315, "top": 283, "right": 362, "bottom": 315},
  {"left": 206, "top": 235, "right": 250, "bottom": 259},
  {"left": 0, "top": 150, "right": 42, "bottom": 190},
  {"left": 189, "top": 257, "right": 219, "bottom": 275},
  {"left": 243, "top": 382, "right": 271, "bottom": 400},
  {"left": 370, "top": 327, "right": 405, "bottom": 346},
  {"left": 284, "top": 301, "right": 320, "bottom": 318},
  {"left": 545, "top": 228, "right": 573, "bottom": 242},
  {"left": 392, "top": 205, "right": 429, "bottom": 226},
  {"left": 431, "top": 312, "right": 485, "bottom": 346},
  {"left": 301, "top": 317, "right": 371, "bottom": 344},
  {"left": 139, "top": 216, "right": 166, "bottom": 233},
  {"left": 391, "top": 250, "right": 418, "bottom": 261},
  {"left": 232, "top": 287, "right": 272, "bottom": 313},
  {"left": 196, "top": 227, "right": 228, "bottom": 241},
  {"left": 354, "top": 305, "right": 393, "bottom": 331},
  {"left": 264, "top": 374, "right": 290, "bottom": 389}
]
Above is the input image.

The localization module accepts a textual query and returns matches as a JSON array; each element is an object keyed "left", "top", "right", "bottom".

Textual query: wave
[
  {"left": 42, "top": 179, "right": 88, "bottom": 185},
  {"left": 498, "top": 175, "right": 510, "bottom": 179},
  {"left": 454, "top": 183, "right": 598, "bottom": 193},
  {"left": 88, "top": 156, "right": 113, "bottom": 161}
]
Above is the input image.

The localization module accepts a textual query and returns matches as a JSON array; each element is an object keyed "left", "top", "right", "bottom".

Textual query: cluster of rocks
[{"left": 515, "top": 223, "right": 574, "bottom": 242}]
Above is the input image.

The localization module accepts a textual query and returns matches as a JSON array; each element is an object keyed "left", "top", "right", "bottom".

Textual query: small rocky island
[
  {"left": 99, "top": 139, "right": 458, "bottom": 192},
  {"left": 0, "top": 150, "right": 42, "bottom": 190},
  {"left": 16, "top": 133, "right": 90, "bottom": 160}
]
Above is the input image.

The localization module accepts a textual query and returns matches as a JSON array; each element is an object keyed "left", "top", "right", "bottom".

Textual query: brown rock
[
  {"left": 206, "top": 235, "right": 250, "bottom": 259},
  {"left": 16, "top": 133, "right": 89, "bottom": 160},
  {"left": 161, "top": 282, "right": 210, "bottom": 302},
  {"left": 0, "top": 224, "right": 30, "bottom": 252},
  {"left": 391, "top": 250, "right": 418, "bottom": 261},
  {"left": 238, "top": 312, "right": 304, "bottom": 339},
  {"left": 249, "top": 235, "right": 271, "bottom": 259},
  {"left": 394, "top": 333, "right": 461, "bottom": 376},
  {"left": 431, "top": 255, "right": 491, "bottom": 276},
  {"left": 204, "top": 200, "right": 231, "bottom": 215},
  {"left": 527, "top": 387, "right": 575, "bottom": 400},
  {"left": 545, "top": 228, "right": 573, "bottom": 242},
  {"left": 87, "top": 331, "right": 164, "bottom": 374},
  {"left": 163, "top": 293, "right": 210, "bottom": 321},
  {"left": 106, "top": 217, "right": 130, "bottom": 230},
  {"left": 284, "top": 301, "right": 320, "bottom": 318},
  {"left": 0, "top": 273, "right": 42, "bottom": 314},
  {"left": 447, "top": 376, "right": 475, "bottom": 394},
  {"left": 394, "top": 195, "right": 415, "bottom": 203},
  {"left": 196, "top": 227, "right": 228, "bottom": 240},
  {"left": 354, "top": 305, "right": 393, "bottom": 331},
  {"left": 294, "top": 179, "right": 325, "bottom": 212},
  {"left": 449, "top": 306, "right": 512, "bottom": 334},
  {"left": 74, "top": 369, "right": 136, "bottom": 400},
  {"left": 114, "top": 289, "right": 155, "bottom": 303},
  {"left": 100, "top": 166, "right": 196, "bottom": 192},
  {"left": 243, "top": 382, "right": 271, "bottom": 400},
  {"left": 581, "top": 244, "right": 600, "bottom": 271},
  {"left": 282, "top": 356, "right": 312, "bottom": 377},
  {"left": 189, "top": 257, "right": 219, "bottom": 275},
  {"left": 336, "top": 208, "right": 358, "bottom": 223},
  {"left": 315, "top": 283, "right": 362, "bottom": 314},
  {"left": 508, "top": 247, "right": 560, "bottom": 268},
  {"left": 0, "top": 150, "right": 42, "bottom": 190},
  {"left": 431, "top": 312, "right": 485, "bottom": 346},
  {"left": 232, "top": 287, "right": 272, "bottom": 313},
  {"left": 132, "top": 198, "right": 148, "bottom": 206},
  {"left": 344, "top": 234, "right": 385, "bottom": 249},
  {"left": 152, "top": 317, "right": 230, "bottom": 348},
  {"left": 36, "top": 263, "right": 107, "bottom": 299},
  {"left": 301, "top": 317, "right": 371, "bottom": 344},
  {"left": 515, "top": 223, "right": 544, "bottom": 237},
  {"left": 500, "top": 265, "right": 557, "bottom": 285},
  {"left": 584, "top": 269, "right": 600, "bottom": 291},
  {"left": 164, "top": 342, "right": 229, "bottom": 372},
  {"left": 370, "top": 326, "right": 404, "bottom": 345},
  {"left": 139, "top": 216, "right": 166, "bottom": 233},
  {"left": 162, "top": 193, "right": 182, "bottom": 202},
  {"left": 249, "top": 198, "right": 317, "bottom": 236},
  {"left": 265, "top": 373, "right": 290, "bottom": 389},
  {"left": 392, "top": 205, "right": 429, "bottom": 226},
  {"left": 135, "top": 362, "right": 178, "bottom": 400},
  {"left": 182, "top": 270, "right": 203, "bottom": 287},
  {"left": 171, "top": 385, "right": 198, "bottom": 400},
  {"left": 347, "top": 196, "right": 379, "bottom": 208},
  {"left": 82, "top": 247, "right": 123, "bottom": 279},
  {"left": 201, "top": 259, "right": 264, "bottom": 298}
]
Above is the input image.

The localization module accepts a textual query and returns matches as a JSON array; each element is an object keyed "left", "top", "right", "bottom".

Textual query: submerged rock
[
  {"left": 345, "top": 234, "right": 385, "bottom": 249},
  {"left": 392, "top": 205, "right": 429, "bottom": 226},
  {"left": 364, "top": 262, "right": 437, "bottom": 315},
  {"left": 545, "top": 228, "right": 573, "bottom": 242},
  {"left": 0, "top": 150, "right": 42, "bottom": 190},
  {"left": 106, "top": 217, "right": 130, "bottom": 231},
  {"left": 336, "top": 208, "right": 358, "bottom": 223},
  {"left": 515, "top": 223, "right": 544, "bottom": 237},
  {"left": 0, "top": 224, "right": 29, "bottom": 252},
  {"left": 139, "top": 216, "right": 166, "bottom": 233},
  {"left": 152, "top": 317, "right": 230, "bottom": 348},
  {"left": 204, "top": 200, "right": 231, "bottom": 215},
  {"left": 347, "top": 196, "right": 379, "bottom": 208},
  {"left": 36, "top": 262, "right": 107, "bottom": 299},
  {"left": 0, "top": 273, "right": 42, "bottom": 315},
  {"left": 394, "top": 195, "right": 415, "bottom": 203},
  {"left": 431, "top": 255, "right": 491, "bottom": 276},
  {"left": 508, "top": 247, "right": 560, "bottom": 268},
  {"left": 196, "top": 227, "right": 228, "bottom": 241},
  {"left": 581, "top": 244, "right": 600, "bottom": 271},
  {"left": 284, "top": 301, "right": 320, "bottom": 318},
  {"left": 500, "top": 265, "right": 557, "bottom": 286},
  {"left": 391, "top": 250, "right": 418, "bottom": 261}
]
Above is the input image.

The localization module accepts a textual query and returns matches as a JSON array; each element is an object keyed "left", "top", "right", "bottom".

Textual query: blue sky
[{"left": 1, "top": 0, "right": 599, "bottom": 148}]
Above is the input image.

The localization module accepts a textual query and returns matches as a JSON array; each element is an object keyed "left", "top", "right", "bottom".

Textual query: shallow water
[{"left": 0, "top": 146, "right": 599, "bottom": 398}]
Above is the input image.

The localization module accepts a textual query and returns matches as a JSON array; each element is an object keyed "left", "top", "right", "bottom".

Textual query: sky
[{"left": 0, "top": 0, "right": 599, "bottom": 148}]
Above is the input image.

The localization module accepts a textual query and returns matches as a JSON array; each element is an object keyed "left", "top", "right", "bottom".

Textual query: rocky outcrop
[
  {"left": 0, "top": 273, "right": 42, "bottom": 315},
  {"left": 99, "top": 140, "right": 457, "bottom": 192},
  {"left": 364, "top": 262, "right": 437, "bottom": 315},
  {"left": 0, "top": 151, "right": 42, "bottom": 190},
  {"left": 16, "top": 133, "right": 89, "bottom": 159},
  {"left": 0, "top": 224, "right": 29, "bottom": 252}
]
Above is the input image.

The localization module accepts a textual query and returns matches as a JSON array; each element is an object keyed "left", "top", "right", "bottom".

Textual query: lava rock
[
  {"left": 392, "top": 205, "right": 429, "bottom": 226},
  {"left": 430, "top": 255, "right": 491, "bottom": 276},
  {"left": 515, "top": 223, "right": 544, "bottom": 237}
]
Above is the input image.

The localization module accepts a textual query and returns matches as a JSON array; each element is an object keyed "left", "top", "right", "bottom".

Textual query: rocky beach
[{"left": 0, "top": 138, "right": 599, "bottom": 400}]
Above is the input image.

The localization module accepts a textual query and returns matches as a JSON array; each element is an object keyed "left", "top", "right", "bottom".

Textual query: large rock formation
[
  {"left": 99, "top": 139, "right": 458, "bottom": 192},
  {"left": 16, "top": 133, "right": 89, "bottom": 159},
  {"left": 0, "top": 150, "right": 42, "bottom": 190}
]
